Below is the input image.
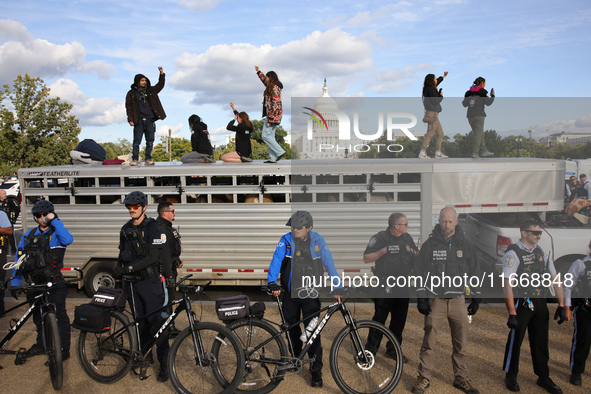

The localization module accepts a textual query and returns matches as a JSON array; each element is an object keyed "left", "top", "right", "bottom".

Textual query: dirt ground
[{"left": 0, "top": 299, "right": 588, "bottom": 393}]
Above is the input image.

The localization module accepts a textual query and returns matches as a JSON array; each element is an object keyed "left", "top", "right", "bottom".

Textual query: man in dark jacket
[
  {"left": 125, "top": 67, "right": 166, "bottom": 166},
  {"left": 413, "top": 207, "right": 481, "bottom": 394}
]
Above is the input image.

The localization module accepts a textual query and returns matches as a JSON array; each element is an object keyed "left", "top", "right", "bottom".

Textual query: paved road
[{"left": 0, "top": 297, "right": 589, "bottom": 394}]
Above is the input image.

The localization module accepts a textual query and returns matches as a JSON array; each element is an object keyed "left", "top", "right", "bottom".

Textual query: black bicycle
[
  {"left": 77, "top": 274, "right": 245, "bottom": 394},
  {"left": 221, "top": 287, "right": 403, "bottom": 394},
  {"left": 0, "top": 278, "right": 79, "bottom": 390}
]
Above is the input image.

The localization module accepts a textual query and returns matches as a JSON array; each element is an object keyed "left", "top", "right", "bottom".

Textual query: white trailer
[{"left": 18, "top": 158, "right": 565, "bottom": 296}]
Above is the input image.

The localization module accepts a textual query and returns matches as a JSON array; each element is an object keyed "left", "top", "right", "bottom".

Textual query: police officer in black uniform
[
  {"left": 0, "top": 189, "right": 20, "bottom": 254},
  {"left": 116, "top": 191, "right": 170, "bottom": 382},
  {"left": 502, "top": 219, "right": 565, "bottom": 394},
  {"left": 363, "top": 212, "right": 417, "bottom": 363},
  {"left": 156, "top": 201, "right": 181, "bottom": 337},
  {"left": 564, "top": 240, "right": 591, "bottom": 387}
]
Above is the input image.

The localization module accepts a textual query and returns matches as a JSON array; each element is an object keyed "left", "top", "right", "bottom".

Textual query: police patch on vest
[
  {"left": 153, "top": 237, "right": 165, "bottom": 245},
  {"left": 405, "top": 245, "right": 410, "bottom": 252},
  {"left": 296, "top": 251, "right": 301, "bottom": 256},
  {"left": 432, "top": 250, "right": 447, "bottom": 260},
  {"left": 160, "top": 234, "right": 167, "bottom": 243},
  {"left": 457, "top": 250, "right": 463, "bottom": 258}
]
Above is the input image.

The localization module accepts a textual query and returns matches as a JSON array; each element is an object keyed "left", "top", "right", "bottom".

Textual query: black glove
[
  {"left": 417, "top": 298, "right": 431, "bottom": 315},
  {"left": 114, "top": 266, "right": 128, "bottom": 279},
  {"left": 11, "top": 289, "right": 19, "bottom": 300},
  {"left": 467, "top": 298, "right": 481, "bottom": 316},
  {"left": 268, "top": 283, "right": 282, "bottom": 293},
  {"left": 507, "top": 315, "right": 519, "bottom": 329},
  {"left": 554, "top": 306, "right": 566, "bottom": 325},
  {"left": 166, "top": 277, "right": 175, "bottom": 288}
]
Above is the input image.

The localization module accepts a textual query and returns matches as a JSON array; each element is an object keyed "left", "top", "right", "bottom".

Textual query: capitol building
[{"left": 292, "top": 80, "right": 362, "bottom": 160}]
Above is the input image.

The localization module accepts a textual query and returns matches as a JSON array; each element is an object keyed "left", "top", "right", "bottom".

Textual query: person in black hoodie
[
  {"left": 222, "top": 102, "right": 253, "bottom": 163},
  {"left": 419, "top": 72, "right": 448, "bottom": 159},
  {"left": 462, "top": 77, "right": 495, "bottom": 158},
  {"left": 125, "top": 67, "right": 166, "bottom": 166},
  {"left": 180, "top": 115, "right": 215, "bottom": 163}
]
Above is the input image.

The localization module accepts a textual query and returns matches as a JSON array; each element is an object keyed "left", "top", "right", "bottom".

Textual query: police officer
[
  {"left": 0, "top": 209, "right": 13, "bottom": 315},
  {"left": 0, "top": 189, "right": 20, "bottom": 254},
  {"left": 116, "top": 191, "right": 170, "bottom": 382},
  {"left": 564, "top": 239, "right": 591, "bottom": 387},
  {"left": 363, "top": 212, "right": 417, "bottom": 363},
  {"left": 11, "top": 200, "right": 73, "bottom": 360},
  {"left": 502, "top": 219, "right": 564, "bottom": 394},
  {"left": 413, "top": 207, "right": 481, "bottom": 394},
  {"left": 156, "top": 201, "right": 181, "bottom": 337},
  {"left": 267, "top": 211, "right": 341, "bottom": 388}
]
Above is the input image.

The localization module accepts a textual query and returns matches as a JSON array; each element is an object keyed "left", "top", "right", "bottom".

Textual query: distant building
[
  {"left": 292, "top": 79, "right": 361, "bottom": 159},
  {"left": 539, "top": 132, "right": 591, "bottom": 147}
]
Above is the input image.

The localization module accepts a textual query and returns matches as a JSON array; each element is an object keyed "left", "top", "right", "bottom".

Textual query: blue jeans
[
  {"left": 132, "top": 119, "right": 155, "bottom": 161},
  {"left": 262, "top": 120, "right": 285, "bottom": 161}
]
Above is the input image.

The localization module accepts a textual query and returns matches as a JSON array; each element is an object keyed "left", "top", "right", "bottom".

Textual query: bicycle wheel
[
  {"left": 44, "top": 312, "right": 63, "bottom": 390},
  {"left": 169, "top": 321, "right": 245, "bottom": 394},
  {"left": 226, "top": 318, "right": 288, "bottom": 394},
  {"left": 78, "top": 310, "right": 137, "bottom": 383},
  {"left": 330, "top": 320, "right": 403, "bottom": 394}
]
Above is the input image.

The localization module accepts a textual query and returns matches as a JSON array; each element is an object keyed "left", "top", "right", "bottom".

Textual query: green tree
[
  {"left": 150, "top": 137, "right": 192, "bottom": 162},
  {"left": 100, "top": 138, "right": 132, "bottom": 160},
  {"left": 0, "top": 74, "right": 80, "bottom": 174}
]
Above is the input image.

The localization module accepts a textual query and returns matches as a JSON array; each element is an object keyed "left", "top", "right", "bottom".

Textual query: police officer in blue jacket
[
  {"left": 11, "top": 200, "right": 73, "bottom": 360},
  {"left": 116, "top": 191, "right": 170, "bottom": 382},
  {"left": 267, "top": 211, "right": 341, "bottom": 388}
]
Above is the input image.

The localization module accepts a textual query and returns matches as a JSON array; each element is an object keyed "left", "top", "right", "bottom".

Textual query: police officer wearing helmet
[
  {"left": 156, "top": 201, "right": 181, "bottom": 337},
  {"left": 267, "top": 211, "right": 341, "bottom": 388},
  {"left": 10, "top": 200, "right": 73, "bottom": 360},
  {"left": 564, "top": 239, "right": 591, "bottom": 387},
  {"left": 363, "top": 212, "right": 417, "bottom": 363},
  {"left": 116, "top": 191, "right": 170, "bottom": 382},
  {"left": 502, "top": 219, "right": 564, "bottom": 394}
]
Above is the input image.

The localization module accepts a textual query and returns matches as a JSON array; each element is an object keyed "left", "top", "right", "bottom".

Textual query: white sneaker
[
  {"left": 418, "top": 152, "right": 430, "bottom": 159},
  {"left": 130, "top": 160, "right": 140, "bottom": 166},
  {"left": 435, "top": 153, "right": 448, "bottom": 159},
  {"left": 145, "top": 160, "right": 155, "bottom": 165}
]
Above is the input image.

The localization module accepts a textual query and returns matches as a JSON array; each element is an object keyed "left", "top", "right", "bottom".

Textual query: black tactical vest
[
  {"left": 374, "top": 231, "right": 415, "bottom": 277},
  {"left": 120, "top": 217, "right": 155, "bottom": 263},
  {"left": 507, "top": 244, "right": 548, "bottom": 297}
]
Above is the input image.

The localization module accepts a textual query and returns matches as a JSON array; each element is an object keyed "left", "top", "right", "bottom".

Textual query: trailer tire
[{"left": 84, "top": 262, "right": 118, "bottom": 297}]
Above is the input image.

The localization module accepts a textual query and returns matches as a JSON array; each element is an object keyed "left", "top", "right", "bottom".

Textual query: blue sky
[{"left": 1, "top": 0, "right": 590, "bottom": 146}]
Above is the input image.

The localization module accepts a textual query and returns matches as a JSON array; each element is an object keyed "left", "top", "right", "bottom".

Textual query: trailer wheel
[{"left": 84, "top": 262, "right": 118, "bottom": 297}]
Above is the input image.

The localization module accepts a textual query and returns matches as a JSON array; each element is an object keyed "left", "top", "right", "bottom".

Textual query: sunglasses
[
  {"left": 126, "top": 204, "right": 142, "bottom": 210},
  {"left": 165, "top": 209, "right": 175, "bottom": 214},
  {"left": 34, "top": 212, "right": 50, "bottom": 219},
  {"left": 525, "top": 230, "right": 542, "bottom": 236}
]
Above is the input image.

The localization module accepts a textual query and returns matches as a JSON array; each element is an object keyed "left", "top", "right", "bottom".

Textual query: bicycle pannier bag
[
  {"left": 91, "top": 286, "right": 126, "bottom": 308},
  {"left": 72, "top": 304, "right": 111, "bottom": 333},
  {"left": 216, "top": 295, "right": 250, "bottom": 322}
]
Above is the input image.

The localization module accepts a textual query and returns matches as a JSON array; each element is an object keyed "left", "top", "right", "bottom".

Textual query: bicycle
[
  {"left": 220, "top": 286, "right": 403, "bottom": 394},
  {"left": 77, "top": 274, "right": 245, "bottom": 394},
  {"left": 0, "top": 277, "right": 80, "bottom": 390}
]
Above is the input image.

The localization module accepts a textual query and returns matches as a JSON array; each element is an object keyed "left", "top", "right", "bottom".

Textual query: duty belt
[{"left": 137, "top": 265, "right": 160, "bottom": 281}]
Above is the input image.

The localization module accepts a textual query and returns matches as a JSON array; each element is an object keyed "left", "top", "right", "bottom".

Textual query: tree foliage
[
  {"left": 0, "top": 74, "right": 81, "bottom": 174},
  {"left": 150, "top": 137, "right": 192, "bottom": 162},
  {"left": 100, "top": 138, "right": 133, "bottom": 160}
]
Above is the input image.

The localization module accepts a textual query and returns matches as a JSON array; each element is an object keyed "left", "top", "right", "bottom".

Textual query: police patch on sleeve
[
  {"left": 315, "top": 245, "right": 320, "bottom": 252},
  {"left": 153, "top": 234, "right": 166, "bottom": 245},
  {"left": 367, "top": 236, "right": 377, "bottom": 248},
  {"left": 504, "top": 256, "right": 515, "bottom": 268}
]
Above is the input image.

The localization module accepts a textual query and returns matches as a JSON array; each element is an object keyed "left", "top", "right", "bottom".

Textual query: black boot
[{"left": 310, "top": 367, "right": 323, "bottom": 388}]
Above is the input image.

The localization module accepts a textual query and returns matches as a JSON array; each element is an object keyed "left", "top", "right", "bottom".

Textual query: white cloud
[
  {"left": 157, "top": 122, "right": 184, "bottom": 138},
  {"left": 0, "top": 19, "right": 33, "bottom": 41},
  {"left": 366, "top": 64, "right": 432, "bottom": 94},
  {"left": 170, "top": 28, "right": 373, "bottom": 112},
  {"left": 78, "top": 60, "right": 116, "bottom": 80},
  {"left": 178, "top": 0, "right": 220, "bottom": 11},
  {"left": 0, "top": 20, "right": 115, "bottom": 85},
  {"left": 48, "top": 78, "right": 125, "bottom": 126}
]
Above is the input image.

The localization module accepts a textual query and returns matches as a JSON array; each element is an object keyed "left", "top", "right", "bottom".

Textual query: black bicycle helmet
[
  {"left": 123, "top": 191, "right": 148, "bottom": 206},
  {"left": 31, "top": 200, "right": 55, "bottom": 215},
  {"left": 286, "top": 210, "right": 313, "bottom": 228}
]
